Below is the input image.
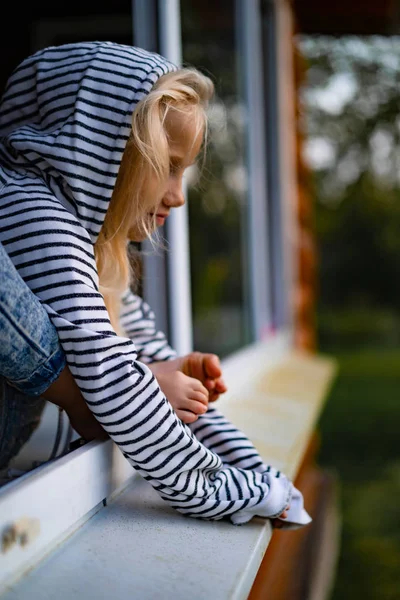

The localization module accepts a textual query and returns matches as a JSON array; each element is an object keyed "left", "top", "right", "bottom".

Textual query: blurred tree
[
  {"left": 298, "top": 37, "right": 400, "bottom": 600},
  {"left": 297, "top": 36, "right": 400, "bottom": 312}
]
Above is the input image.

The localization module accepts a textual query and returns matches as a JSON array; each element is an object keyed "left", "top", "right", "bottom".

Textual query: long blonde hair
[{"left": 94, "top": 68, "right": 214, "bottom": 332}]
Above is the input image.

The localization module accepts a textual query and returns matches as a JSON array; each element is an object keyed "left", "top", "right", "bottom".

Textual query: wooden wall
[{"left": 293, "top": 41, "right": 318, "bottom": 353}]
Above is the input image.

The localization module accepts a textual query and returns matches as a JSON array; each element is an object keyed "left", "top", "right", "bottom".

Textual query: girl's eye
[{"left": 169, "top": 162, "right": 180, "bottom": 175}]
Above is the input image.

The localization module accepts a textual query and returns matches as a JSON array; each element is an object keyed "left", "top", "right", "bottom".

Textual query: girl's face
[{"left": 128, "top": 107, "right": 203, "bottom": 241}]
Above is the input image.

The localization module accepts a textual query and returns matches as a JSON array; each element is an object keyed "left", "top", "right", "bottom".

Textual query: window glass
[
  {"left": 0, "top": 2, "right": 133, "bottom": 91},
  {"left": 181, "top": 0, "right": 252, "bottom": 357},
  {"left": 0, "top": 0, "right": 133, "bottom": 480}
]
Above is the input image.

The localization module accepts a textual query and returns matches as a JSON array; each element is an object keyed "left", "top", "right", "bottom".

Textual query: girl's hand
[
  {"left": 150, "top": 352, "right": 227, "bottom": 403},
  {"left": 156, "top": 371, "right": 209, "bottom": 423},
  {"left": 180, "top": 352, "right": 227, "bottom": 403},
  {"left": 271, "top": 505, "right": 291, "bottom": 529}
]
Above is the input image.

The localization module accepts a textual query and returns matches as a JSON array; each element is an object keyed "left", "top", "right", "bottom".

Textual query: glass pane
[
  {"left": 1, "top": 2, "right": 133, "bottom": 92},
  {"left": 0, "top": 0, "right": 133, "bottom": 481},
  {"left": 181, "top": 0, "right": 252, "bottom": 357}
]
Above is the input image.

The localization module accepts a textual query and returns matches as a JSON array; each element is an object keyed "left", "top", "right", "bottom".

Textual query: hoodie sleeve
[
  {"left": 119, "top": 288, "right": 177, "bottom": 363},
  {"left": 0, "top": 189, "right": 310, "bottom": 525},
  {"left": 119, "top": 290, "right": 268, "bottom": 470}
]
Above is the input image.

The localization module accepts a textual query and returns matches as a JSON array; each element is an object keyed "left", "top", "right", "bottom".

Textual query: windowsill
[{"left": 0, "top": 333, "right": 337, "bottom": 599}]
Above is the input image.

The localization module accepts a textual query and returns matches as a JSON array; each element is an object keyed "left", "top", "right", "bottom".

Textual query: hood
[{"left": 0, "top": 41, "right": 176, "bottom": 242}]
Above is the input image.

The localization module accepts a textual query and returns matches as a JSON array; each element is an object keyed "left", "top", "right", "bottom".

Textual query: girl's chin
[
  {"left": 128, "top": 232, "right": 146, "bottom": 242},
  {"left": 127, "top": 224, "right": 157, "bottom": 242}
]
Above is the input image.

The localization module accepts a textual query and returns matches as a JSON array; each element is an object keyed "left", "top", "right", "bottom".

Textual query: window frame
[
  {"left": 134, "top": 0, "right": 194, "bottom": 355},
  {"left": 236, "top": 0, "right": 274, "bottom": 340},
  {"left": 138, "top": 0, "right": 294, "bottom": 349},
  {"left": 0, "top": 0, "right": 298, "bottom": 590}
]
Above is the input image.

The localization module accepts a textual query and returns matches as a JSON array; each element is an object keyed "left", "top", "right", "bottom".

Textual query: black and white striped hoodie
[{"left": 0, "top": 41, "right": 311, "bottom": 526}]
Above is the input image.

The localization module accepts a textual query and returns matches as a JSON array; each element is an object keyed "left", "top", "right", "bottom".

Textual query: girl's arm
[
  {"left": 1, "top": 191, "right": 307, "bottom": 525},
  {"left": 120, "top": 290, "right": 280, "bottom": 471},
  {"left": 120, "top": 291, "right": 212, "bottom": 422},
  {"left": 120, "top": 290, "right": 227, "bottom": 400}
]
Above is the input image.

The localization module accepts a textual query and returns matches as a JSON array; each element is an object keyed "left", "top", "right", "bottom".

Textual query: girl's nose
[{"left": 163, "top": 179, "right": 185, "bottom": 208}]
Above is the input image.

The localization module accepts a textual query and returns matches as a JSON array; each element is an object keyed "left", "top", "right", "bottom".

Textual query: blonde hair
[{"left": 94, "top": 68, "right": 214, "bottom": 333}]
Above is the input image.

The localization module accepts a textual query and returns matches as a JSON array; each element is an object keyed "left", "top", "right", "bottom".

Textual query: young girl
[{"left": 0, "top": 41, "right": 310, "bottom": 527}]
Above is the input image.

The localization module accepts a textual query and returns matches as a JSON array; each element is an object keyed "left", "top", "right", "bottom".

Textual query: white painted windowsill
[{"left": 0, "top": 333, "right": 336, "bottom": 599}]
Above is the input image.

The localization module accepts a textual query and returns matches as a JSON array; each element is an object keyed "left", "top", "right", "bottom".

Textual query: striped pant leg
[{"left": 188, "top": 406, "right": 268, "bottom": 472}]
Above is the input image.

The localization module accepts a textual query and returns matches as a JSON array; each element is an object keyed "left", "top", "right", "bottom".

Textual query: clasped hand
[{"left": 149, "top": 352, "right": 227, "bottom": 423}]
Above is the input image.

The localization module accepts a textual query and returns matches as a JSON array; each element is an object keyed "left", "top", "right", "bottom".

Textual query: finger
[
  {"left": 203, "top": 377, "right": 226, "bottom": 395},
  {"left": 279, "top": 505, "right": 290, "bottom": 519},
  {"left": 184, "top": 352, "right": 206, "bottom": 380},
  {"left": 214, "top": 377, "right": 227, "bottom": 394},
  {"left": 176, "top": 410, "right": 199, "bottom": 424},
  {"left": 208, "top": 377, "right": 227, "bottom": 402},
  {"left": 191, "top": 379, "right": 210, "bottom": 396},
  {"left": 203, "top": 354, "right": 222, "bottom": 379},
  {"left": 189, "top": 390, "right": 209, "bottom": 406},
  {"left": 185, "top": 400, "right": 208, "bottom": 414},
  {"left": 203, "top": 379, "right": 216, "bottom": 391},
  {"left": 204, "top": 376, "right": 226, "bottom": 393},
  {"left": 208, "top": 387, "right": 222, "bottom": 402},
  {"left": 208, "top": 392, "right": 220, "bottom": 403}
]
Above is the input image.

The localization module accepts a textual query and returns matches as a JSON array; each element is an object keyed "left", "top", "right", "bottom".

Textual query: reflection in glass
[{"left": 181, "top": 0, "right": 251, "bottom": 357}]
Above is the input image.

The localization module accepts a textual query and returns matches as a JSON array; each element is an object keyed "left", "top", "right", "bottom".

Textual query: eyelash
[{"left": 169, "top": 163, "right": 180, "bottom": 175}]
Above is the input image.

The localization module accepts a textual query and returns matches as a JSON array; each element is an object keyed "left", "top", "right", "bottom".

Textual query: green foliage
[
  {"left": 317, "top": 348, "right": 400, "bottom": 599},
  {"left": 297, "top": 36, "right": 400, "bottom": 312},
  {"left": 317, "top": 307, "right": 400, "bottom": 349},
  {"left": 298, "top": 35, "right": 400, "bottom": 599},
  {"left": 315, "top": 174, "right": 400, "bottom": 309}
]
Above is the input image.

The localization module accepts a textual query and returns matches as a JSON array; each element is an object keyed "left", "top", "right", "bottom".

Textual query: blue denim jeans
[{"left": 0, "top": 242, "right": 66, "bottom": 469}]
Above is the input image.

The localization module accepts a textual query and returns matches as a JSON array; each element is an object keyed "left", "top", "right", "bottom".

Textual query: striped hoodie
[{"left": 0, "top": 41, "right": 310, "bottom": 526}]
